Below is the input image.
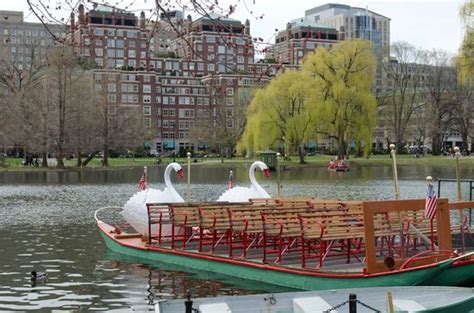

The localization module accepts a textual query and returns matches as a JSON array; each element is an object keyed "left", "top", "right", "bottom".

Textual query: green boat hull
[
  {"left": 424, "top": 261, "right": 474, "bottom": 287},
  {"left": 99, "top": 225, "right": 452, "bottom": 291}
]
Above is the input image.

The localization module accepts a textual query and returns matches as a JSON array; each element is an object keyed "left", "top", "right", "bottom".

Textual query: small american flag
[
  {"left": 424, "top": 183, "right": 437, "bottom": 220},
  {"left": 138, "top": 167, "right": 147, "bottom": 190},
  {"left": 227, "top": 170, "right": 234, "bottom": 190}
]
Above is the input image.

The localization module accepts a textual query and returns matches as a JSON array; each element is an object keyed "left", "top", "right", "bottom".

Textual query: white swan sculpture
[
  {"left": 121, "top": 162, "right": 184, "bottom": 237},
  {"left": 217, "top": 161, "right": 271, "bottom": 202}
]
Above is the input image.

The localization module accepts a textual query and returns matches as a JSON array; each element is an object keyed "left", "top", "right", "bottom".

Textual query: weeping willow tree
[
  {"left": 459, "top": 0, "right": 473, "bottom": 82},
  {"left": 238, "top": 70, "right": 316, "bottom": 163},
  {"left": 303, "top": 39, "right": 377, "bottom": 159}
]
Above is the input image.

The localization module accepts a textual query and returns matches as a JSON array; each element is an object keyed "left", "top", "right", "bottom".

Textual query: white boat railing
[{"left": 94, "top": 206, "right": 123, "bottom": 224}]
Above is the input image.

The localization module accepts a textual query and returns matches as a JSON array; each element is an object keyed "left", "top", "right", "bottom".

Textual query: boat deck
[{"left": 105, "top": 222, "right": 391, "bottom": 275}]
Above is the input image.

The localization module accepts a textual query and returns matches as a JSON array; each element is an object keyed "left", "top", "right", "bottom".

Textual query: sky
[{"left": 2, "top": 0, "right": 467, "bottom": 55}]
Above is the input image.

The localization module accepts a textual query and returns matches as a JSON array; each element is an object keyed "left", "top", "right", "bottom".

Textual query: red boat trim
[{"left": 98, "top": 222, "right": 447, "bottom": 280}]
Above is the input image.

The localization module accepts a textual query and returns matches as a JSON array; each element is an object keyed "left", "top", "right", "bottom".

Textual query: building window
[
  {"left": 107, "top": 39, "right": 115, "bottom": 48},
  {"left": 107, "top": 94, "right": 116, "bottom": 103},
  {"left": 143, "top": 105, "right": 151, "bottom": 115},
  {"left": 143, "top": 85, "right": 151, "bottom": 93},
  {"left": 143, "top": 95, "right": 152, "bottom": 103},
  {"left": 107, "top": 83, "right": 116, "bottom": 92},
  {"left": 144, "top": 118, "right": 151, "bottom": 127}
]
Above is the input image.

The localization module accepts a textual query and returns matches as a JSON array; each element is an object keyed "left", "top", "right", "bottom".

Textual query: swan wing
[
  {"left": 250, "top": 184, "right": 271, "bottom": 199},
  {"left": 217, "top": 186, "right": 255, "bottom": 202},
  {"left": 121, "top": 187, "right": 184, "bottom": 236},
  {"left": 121, "top": 188, "right": 165, "bottom": 236},
  {"left": 161, "top": 187, "right": 185, "bottom": 203}
]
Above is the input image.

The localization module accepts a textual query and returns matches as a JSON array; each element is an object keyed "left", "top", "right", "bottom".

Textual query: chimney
[
  {"left": 186, "top": 14, "right": 192, "bottom": 33},
  {"left": 70, "top": 12, "right": 75, "bottom": 44},
  {"left": 78, "top": 4, "right": 85, "bottom": 25},
  {"left": 286, "top": 22, "right": 292, "bottom": 41},
  {"left": 140, "top": 11, "right": 146, "bottom": 29},
  {"left": 244, "top": 19, "right": 250, "bottom": 35},
  {"left": 70, "top": 12, "right": 75, "bottom": 30}
]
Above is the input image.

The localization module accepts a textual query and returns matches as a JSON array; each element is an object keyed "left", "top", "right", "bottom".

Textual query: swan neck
[
  {"left": 249, "top": 163, "right": 266, "bottom": 194},
  {"left": 164, "top": 165, "right": 178, "bottom": 194}
]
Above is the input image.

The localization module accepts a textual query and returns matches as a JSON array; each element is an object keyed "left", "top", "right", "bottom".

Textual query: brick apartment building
[
  {"left": 71, "top": 4, "right": 285, "bottom": 154},
  {"left": 270, "top": 19, "right": 340, "bottom": 65}
]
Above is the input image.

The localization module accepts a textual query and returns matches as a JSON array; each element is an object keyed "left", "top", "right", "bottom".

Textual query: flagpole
[
  {"left": 427, "top": 176, "right": 435, "bottom": 251},
  {"left": 276, "top": 152, "right": 281, "bottom": 198},
  {"left": 390, "top": 144, "right": 404, "bottom": 257},
  {"left": 144, "top": 166, "right": 147, "bottom": 191},
  {"left": 186, "top": 152, "right": 191, "bottom": 202}
]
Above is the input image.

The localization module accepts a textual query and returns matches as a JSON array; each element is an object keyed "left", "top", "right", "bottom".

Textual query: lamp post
[
  {"left": 276, "top": 152, "right": 281, "bottom": 198},
  {"left": 390, "top": 144, "right": 400, "bottom": 200},
  {"left": 454, "top": 146, "right": 464, "bottom": 229},
  {"left": 390, "top": 143, "right": 404, "bottom": 257},
  {"left": 187, "top": 151, "right": 191, "bottom": 202},
  {"left": 454, "top": 146, "right": 462, "bottom": 201},
  {"left": 172, "top": 122, "right": 176, "bottom": 162}
]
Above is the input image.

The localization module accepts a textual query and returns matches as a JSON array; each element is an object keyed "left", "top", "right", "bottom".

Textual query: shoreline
[{"left": 1, "top": 155, "right": 473, "bottom": 172}]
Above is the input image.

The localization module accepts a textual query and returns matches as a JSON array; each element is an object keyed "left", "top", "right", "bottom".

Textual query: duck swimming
[{"left": 30, "top": 271, "right": 47, "bottom": 282}]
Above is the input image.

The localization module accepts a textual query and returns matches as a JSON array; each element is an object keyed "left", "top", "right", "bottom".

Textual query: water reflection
[
  {"left": 2, "top": 163, "right": 473, "bottom": 186},
  {"left": 0, "top": 165, "right": 472, "bottom": 310}
]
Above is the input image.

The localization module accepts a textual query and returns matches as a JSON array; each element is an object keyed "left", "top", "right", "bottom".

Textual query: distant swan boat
[
  {"left": 217, "top": 161, "right": 270, "bottom": 202},
  {"left": 121, "top": 162, "right": 184, "bottom": 236}
]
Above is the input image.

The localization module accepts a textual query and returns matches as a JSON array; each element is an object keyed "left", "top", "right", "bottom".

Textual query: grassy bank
[{"left": 1, "top": 154, "right": 473, "bottom": 171}]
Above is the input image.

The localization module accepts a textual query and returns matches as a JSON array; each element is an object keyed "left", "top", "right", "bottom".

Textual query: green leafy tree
[
  {"left": 459, "top": 0, "right": 473, "bottom": 82},
  {"left": 239, "top": 70, "right": 315, "bottom": 163},
  {"left": 303, "top": 40, "right": 377, "bottom": 159}
]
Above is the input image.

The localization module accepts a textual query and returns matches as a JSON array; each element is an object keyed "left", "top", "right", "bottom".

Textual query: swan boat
[
  {"left": 217, "top": 161, "right": 271, "bottom": 202},
  {"left": 95, "top": 197, "right": 474, "bottom": 290},
  {"left": 121, "top": 163, "right": 184, "bottom": 237}
]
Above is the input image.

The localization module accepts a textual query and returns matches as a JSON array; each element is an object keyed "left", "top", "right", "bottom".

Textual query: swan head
[
  {"left": 252, "top": 161, "right": 270, "bottom": 177},
  {"left": 263, "top": 168, "right": 270, "bottom": 177},
  {"left": 170, "top": 162, "right": 184, "bottom": 178}
]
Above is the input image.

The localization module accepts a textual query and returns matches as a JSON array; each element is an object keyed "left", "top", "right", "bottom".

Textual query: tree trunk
[
  {"left": 41, "top": 152, "right": 48, "bottom": 168},
  {"left": 337, "top": 138, "right": 346, "bottom": 160},
  {"left": 76, "top": 148, "right": 82, "bottom": 167},
  {"left": 298, "top": 145, "right": 305, "bottom": 164},
  {"left": 82, "top": 151, "right": 99, "bottom": 167},
  {"left": 431, "top": 132, "right": 442, "bottom": 156},
  {"left": 462, "top": 133, "right": 469, "bottom": 152},
  {"left": 56, "top": 67, "right": 66, "bottom": 169},
  {"left": 220, "top": 147, "right": 224, "bottom": 163},
  {"left": 102, "top": 144, "right": 109, "bottom": 167}
]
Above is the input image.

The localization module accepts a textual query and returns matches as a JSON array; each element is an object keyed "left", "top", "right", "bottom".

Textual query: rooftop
[
  {"left": 305, "top": 3, "right": 390, "bottom": 20},
  {"left": 288, "top": 18, "right": 336, "bottom": 30},
  {"left": 195, "top": 12, "right": 241, "bottom": 24}
]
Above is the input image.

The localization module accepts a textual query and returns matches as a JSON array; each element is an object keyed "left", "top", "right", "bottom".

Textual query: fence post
[
  {"left": 185, "top": 290, "right": 193, "bottom": 313},
  {"left": 349, "top": 293, "right": 357, "bottom": 313}
]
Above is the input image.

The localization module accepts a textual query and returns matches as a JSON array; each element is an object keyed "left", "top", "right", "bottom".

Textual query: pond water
[{"left": 0, "top": 163, "right": 473, "bottom": 311}]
